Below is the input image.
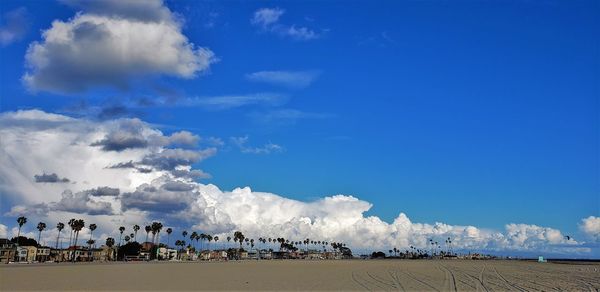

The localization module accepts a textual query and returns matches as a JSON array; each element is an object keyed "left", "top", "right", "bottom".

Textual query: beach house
[
  {"left": 0, "top": 239, "right": 16, "bottom": 263},
  {"left": 36, "top": 247, "right": 51, "bottom": 262}
]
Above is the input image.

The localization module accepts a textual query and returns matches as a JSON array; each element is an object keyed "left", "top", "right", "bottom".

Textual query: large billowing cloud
[
  {"left": 580, "top": 216, "right": 600, "bottom": 241},
  {"left": 23, "top": 0, "right": 216, "bottom": 94},
  {"left": 0, "top": 109, "right": 595, "bottom": 256}
]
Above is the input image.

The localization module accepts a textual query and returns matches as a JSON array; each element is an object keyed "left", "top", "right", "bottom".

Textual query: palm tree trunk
[
  {"left": 72, "top": 231, "right": 79, "bottom": 262},
  {"left": 15, "top": 226, "right": 22, "bottom": 262},
  {"left": 118, "top": 234, "right": 123, "bottom": 261},
  {"left": 57, "top": 231, "right": 62, "bottom": 262}
]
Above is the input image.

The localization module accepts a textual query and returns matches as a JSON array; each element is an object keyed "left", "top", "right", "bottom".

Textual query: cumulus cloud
[
  {"left": 87, "top": 186, "right": 120, "bottom": 197},
  {"left": 53, "top": 190, "right": 114, "bottom": 215},
  {"left": 91, "top": 119, "right": 201, "bottom": 151},
  {"left": 0, "top": 7, "right": 29, "bottom": 46},
  {"left": 230, "top": 136, "right": 283, "bottom": 154},
  {"left": 580, "top": 216, "right": 600, "bottom": 240},
  {"left": 23, "top": 0, "right": 217, "bottom": 94},
  {"left": 0, "top": 224, "right": 7, "bottom": 238},
  {"left": 34, "top": 173, "right": 70, "bottom": 183},
  {"left": 0, "top": 109, "right": 594, "bottom": 256},
  {"left": 6, "top": 203, "right": 51, "bottom": 218},
  {"left": 162, "top": 180, "right": 195, "bottom": 192},
  {"left": 91, "top": 125, "right": 149, "bottom": 151},
  {"left": 121, "top": 177, "right": 196, "bottom": 213},
  {"left": 246, "top": 70, "right": 320, "bottom": 89},
  {"left": 251, "top": 8, "right": 321, "bottom": 41},
  {"left": 60, "top": 0, "right": 172, "bottom": 22},
  {"left": 168, "top": 131, "right": 199, "bottom": 147},
  {"left": 140, "top": 148, "right": 216, "bottom": 170},
  {"left": 171, "top": 168, "right": 212, "bottom": 179}
]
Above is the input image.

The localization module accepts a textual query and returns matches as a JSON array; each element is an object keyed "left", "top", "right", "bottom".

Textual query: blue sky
[{"left": 0, "top": 0, "right": 598, "bottom": 256}]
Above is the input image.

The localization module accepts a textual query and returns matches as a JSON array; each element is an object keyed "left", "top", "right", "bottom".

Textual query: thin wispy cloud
[
  {"left": 358, "top": 31, "right": 398, "bottom": 48},
  {"left": 0, "top": 7, "right": 29, "bottom": 46},
  {"left": 179, "top": 93, "right": 288, "bottom": 110},
  {"left": 246, "top": 70, "right": 320, "bottom": 89},
  {"left": 251, "top": 8, "right": 284, "bottom": 28},
  {"left": 251, "top": 8, "right": 323, "bottom": 41},
  {"left": 230, "top": 136, "right": 283, "bottom": 154},
  {"left": 249, "top": 109, "right": 333, "bottom": 125}
]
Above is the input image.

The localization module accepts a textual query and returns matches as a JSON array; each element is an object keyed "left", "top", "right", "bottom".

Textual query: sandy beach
[{"left": 1, "top": 259, "right": 598, "bottom": 291}]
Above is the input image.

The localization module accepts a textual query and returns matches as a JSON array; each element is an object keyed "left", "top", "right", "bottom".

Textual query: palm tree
[
  {"left": 36, "top": 222, "right": 46, "bottom": 247},
  {"left": 133, "top": 225, "right": 140, "bottom": 242},
  {"left": 166, "top": 228, "right": 172, "bottom": 247},
  {"left": 199, "top": 233, "right": 206, "bottom": 251},
  {"left": 227, "top": 236, "right": 231, "bottom": 249},
  {"left": 55, "top": 222, "right": 65, "bottom": 260},
  {"left": 214, "top": 236, "right": 219, "bottom": 249},
  {"left": 175, "top": 240, "right": 182, "bottom": 259},
  {"left": 151, "top": 222, "right": 163, "bottom": 245},
  {"left": 124, "top": 235, "right": 130, "bottom": 243},
  {"left": 145, "top": 225, "right": 151, "bottom": 243},
  {"left": 190, "top": 232, "right": 198, "bottom": 250},
  {"left": 207, "top": 235, "right": 213, "bottom": 251},
  {"left": 105, "top": 237, "right": 115, "bottom": 261},
  {"left": 71, "top": 219, "right": 85, "bottom": 262},
  {"left": 16, "top": 216, "right": 27, "bottom": 249},
  {"left": 233, "top": 231, "right": 244, "bottom": 258},
  {"left": 118, "top": 226, "right": 125, "bottom": 247},
  {"left": 87, "top": 239, "right": 95, "bottom": 250},
  {"left": 89, "top": 223, "right": 97, "bottom": 246},
  {"left": 67, "top": 218, "right": 75, "bottom": 247}
]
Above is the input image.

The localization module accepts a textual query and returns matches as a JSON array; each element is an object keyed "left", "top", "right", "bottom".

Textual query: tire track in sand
[
  {"left": 438, "top": 264, "right": 457, "bottom": 292},
  {"left": 352, "top": 270, "right": 400, "bottom": 291},
  {"left": 401, "top": 270, "right": 440, "bottom": 291},
  {"left": 493, "top": 266, "right": 527, "bottom": 292}
]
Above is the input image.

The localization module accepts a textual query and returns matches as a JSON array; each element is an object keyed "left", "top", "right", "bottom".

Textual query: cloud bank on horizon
[
  {"left": 0, "top": 0, "right": 597, "bottom": 258},
  {"left": 0, "top": 109, "right": 598, "bottom": 256}
]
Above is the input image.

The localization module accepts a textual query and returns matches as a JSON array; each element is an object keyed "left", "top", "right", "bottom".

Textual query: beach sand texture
[{"left": 1, "top": 260, "right": 598, "bottom": 291}]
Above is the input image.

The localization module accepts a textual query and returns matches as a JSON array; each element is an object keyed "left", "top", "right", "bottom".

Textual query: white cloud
[
  {"left": 168, "top": 131, "right": 199, "bottom": 147},
  {"left": 251, "top": 8, "right": 321, "bottom": 41},
  {"left": 23, "top": 0, "right": 217, "bottom": 94},
  {"left": 0, "top": 109, "right": 594, "bottom": 256},
  {"left": 246, "top": 70, "right": 320, "bottom": 89},
  {"left": 0, "top": 224, "right": 8, "bottom": 238},
  {"left": 580, "top": 216, "right": 600, "bottom": 240},
  {"left": 179, "top": 93, "right": 288, "bottom": 110},
  {"left": 249, "top": 109, "right": 332, "bottom": 125},
  {"left": 0, "top": 7, "right": 29, "bottom": 46},
  {"left": 230, "top": 136, "right": 283, "bottom": 154},
  {"left": 251, "top": 8, "right": 284, "bottom": 28},
  {"left": 53, "top": 190, "right": 114, "bottom": 215},
  {"left": 60, "top": 0, "right": 172, "bottom": 22}
]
